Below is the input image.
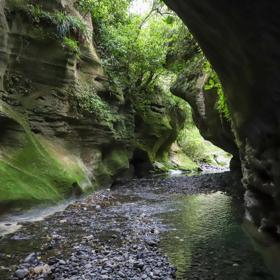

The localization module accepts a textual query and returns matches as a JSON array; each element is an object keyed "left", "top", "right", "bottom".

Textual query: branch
[{"left": 138, "top": 8, "right": 155, "bottom": 30}]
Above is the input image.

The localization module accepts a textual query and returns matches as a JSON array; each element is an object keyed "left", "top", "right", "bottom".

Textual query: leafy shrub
[
  {"left": 52, "top": 11, "right": 88, "bottom": 39},
  {"left": 74, "top": 83, "right": 117, "bottom": 126},
  {"left": 10, "top": 2, "right": 88, "bottom": 55},
  {"left": 63, "top": 37, "right": 80, "bottom": 56},
  {"left": 76, "top": 0, "right": 193, "bottom": 95},
  {"left": 25, "top": 4, "right": 88, "bottom": 38}
]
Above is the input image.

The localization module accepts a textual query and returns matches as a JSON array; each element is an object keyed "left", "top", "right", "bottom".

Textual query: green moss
[
  {"left": 154, "top": 148, "right": 198, "bottom": 172},
  {"left": 0, "top": 102, "right": 90, "bottom": 205},
  {"left": 94, "top": 148, "right": 131, "bottom": 187},
  {"left": 132, "top": 92, "right": 171, "bottom": 161},
  {"left": 6, "top": 1, "right": 88, "bottom": 54},
  {"left": 131, "top": 88, "right": 186, "bottom": 164},
  {"left": 74, "top": 83, "right": 117, "bottom": 124},
  {"left": 68, "top": 82, "right": 134, "bottom": 143},
  {"left": 178, "top": 124, "right": 230, "bottom": 166},
  {"left": 204, "top": 61, "right": 231, "bottom": 120},
  {"left": 63, "top": 37, "right": 81, "bottom": 57},
  {"left": 171, "top": 151, "right": 199, "bottom": 171},
  {"left": 103, "top": 148, "right": 130, "bottom": 176}
]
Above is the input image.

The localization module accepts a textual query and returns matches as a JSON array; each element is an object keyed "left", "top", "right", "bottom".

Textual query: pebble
[
  {"left": 15, "top": 268, "right": 28, "bottom": 279},
  {"left": 24, "top": 252, "right": 37, "bottom": 264},
  {"left": 11, "top": 185, "right": 180, "bottom": 280},
  {"left": 6, "top": 174, "right": 274, "bottom": 280}
]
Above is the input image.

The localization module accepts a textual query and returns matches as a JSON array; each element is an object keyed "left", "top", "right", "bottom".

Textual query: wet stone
[
  {"left": 2, "top": 174, "right": 272, "bottom": 280},
  {"left": 14, "top": 268, "right": 28, "bottom": 279}
]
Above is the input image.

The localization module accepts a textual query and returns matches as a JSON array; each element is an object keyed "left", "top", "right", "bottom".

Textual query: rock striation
[
  {"left": 165, "top": 0, "right": 280, "bottom": 229},
  {"left": 0, "top": 0, "right": 186, "bottom": 207},
  {"left": 172, "top": 71, "right": 240, "bottom": 171}
]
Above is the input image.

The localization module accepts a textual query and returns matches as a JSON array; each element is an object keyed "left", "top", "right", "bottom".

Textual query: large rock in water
[
  {"left": 0, "top": 0, "right": 186, "bottom": 207},
  {"left": 165, "top": 0, "right": 280, "bottom": 228}
]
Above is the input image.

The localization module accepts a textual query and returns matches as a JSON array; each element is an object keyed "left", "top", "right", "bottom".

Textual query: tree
[{"left": 77, "top": 0, "right": 196, "bottom": 95}]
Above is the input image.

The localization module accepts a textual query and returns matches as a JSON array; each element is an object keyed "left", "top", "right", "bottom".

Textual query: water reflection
[
  {"left": 160, "top": 192, "right": 274, "bottom": 279},
  {"left": 243, "top": 220, "right": 280, "bottom": 280},
  {"left": 0, "top": 197, "right": 76, "bottom": 236}
]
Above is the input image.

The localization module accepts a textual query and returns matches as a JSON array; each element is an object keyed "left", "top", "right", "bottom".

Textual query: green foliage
[
  {"left": 76, "top": 0, "right": 130, "bottom": 24},
  {"left": 10, "top": 2, "right": 88, "bottom": 55},
  {"left": 63, "top": 37, "right": 80, "bottom": 56},
  {"left": 26, "top": 3, "right": 42, "bottom": 22},
  {"left": 68, "top": 82, "right": 134, "bottom": 142},
  {"left": 77, "top": 0, "right": 190, "bottom": 94},
  {"left": 75, "top": 83, "right": 117, "bottom": 125},
  {"left": 103, "top": 17, "right": 168, "bottom": 89},
  {"left": 204, "top": 62, "right": 231, "bottom": 120},
  {"left": 52, "top": 11, "right": 88, "bottom": 39},
  {"left": 25, "top": 4, "right": 88, "bottom": 39},
  {"left": 75, "top": 0, "right": 228, "bottom": 167},
  {"left": 75, "top": 0, "right": 200, "bottom": 165},
  {"left": 165, "top": 23, "right": 202, "bottom": 73}
]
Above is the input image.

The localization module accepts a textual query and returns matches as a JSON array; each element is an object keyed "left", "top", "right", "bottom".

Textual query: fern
[{"left": 204, "top": 62, "right": 231, "bottom": 120}]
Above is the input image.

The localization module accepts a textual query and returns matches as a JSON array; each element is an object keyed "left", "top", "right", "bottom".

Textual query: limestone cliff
[{"left": 0, "top": 0, "right": 186, "bottom": 207}]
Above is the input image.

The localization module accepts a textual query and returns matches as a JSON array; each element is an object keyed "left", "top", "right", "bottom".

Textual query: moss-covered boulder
[{"left": 169, "top": 143, "right": 199, "bottom": 171}]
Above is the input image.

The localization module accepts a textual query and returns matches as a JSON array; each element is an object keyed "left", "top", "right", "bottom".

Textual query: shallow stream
[
  {"left": 0, "top": 172, "right": 277, "bottom": 279},
  {"left": 159, "top": 192, "right": 274, "bottom": 279}
]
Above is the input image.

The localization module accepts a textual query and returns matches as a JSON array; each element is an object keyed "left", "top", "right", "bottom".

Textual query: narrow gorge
[{"left": 0, "top": 0, "right": 279, "bottom": 279}]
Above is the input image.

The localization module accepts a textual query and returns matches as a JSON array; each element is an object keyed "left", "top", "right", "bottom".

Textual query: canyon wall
[
  {"left": 165, "top": 0, "right": 280, "bottom": 229},
  {"left": 171, "top": 70, "right": 240, "bottom": 171},
  {"left": 0, "top": 0, "right": 186, "bottom": 207}
]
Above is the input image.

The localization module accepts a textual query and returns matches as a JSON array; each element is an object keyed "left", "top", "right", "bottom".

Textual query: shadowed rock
[{"left": 165, "top": 0, "right": 280, "bottom": 227}]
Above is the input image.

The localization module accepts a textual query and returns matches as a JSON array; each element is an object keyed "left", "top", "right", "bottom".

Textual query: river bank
[{"left": 0, "top": 172, "right": 274, "bottom": 280}]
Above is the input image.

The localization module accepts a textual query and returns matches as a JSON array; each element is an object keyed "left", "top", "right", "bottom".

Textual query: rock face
[
  {"left": 172, "top": 71, "right": 239, "bottom": 167},
  {"left": 165, "top": 0, "right": 280, "bottom": 228},
  {"left": 0, "top": 0, "right": 186, "bottom": 206}
]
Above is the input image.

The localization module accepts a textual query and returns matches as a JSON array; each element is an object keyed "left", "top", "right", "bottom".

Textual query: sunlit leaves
[
  {"left": 77, "top": 0, "right": 196, "bottom": 95},
  {"left": 77, "top": 0, "right": 130, "bottom": 24},
  {"left": 204, "top": 62, "right": 230, "bottom": 120}
]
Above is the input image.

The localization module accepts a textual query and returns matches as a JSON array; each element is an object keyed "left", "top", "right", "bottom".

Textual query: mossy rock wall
[
  {"left": 0, "top": 0, "right": 135, "bottom": 208},
  {"left": 0, "top": 0, "right": 188, "bottom": 208},
  {"left": 0, "top": 102, "right": 90, "bottom": 206},
  {"left": 165, "top": 0, "right": 280, "bottom": 228},
  {"left": 172, "top": 69, "right": 239, "bottom": 171},
  {"left": 131, "top": 88, "right": 187, "bottom": 165}
]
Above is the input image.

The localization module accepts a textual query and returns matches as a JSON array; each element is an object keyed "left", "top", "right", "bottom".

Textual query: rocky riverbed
[{"left": 0, "top": 172, "right": 275, "bottom": 280}]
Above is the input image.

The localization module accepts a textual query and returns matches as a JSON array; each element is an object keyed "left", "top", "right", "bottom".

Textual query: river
[{"left": 0, "top": 172, "right": 277, "bottom": 279}]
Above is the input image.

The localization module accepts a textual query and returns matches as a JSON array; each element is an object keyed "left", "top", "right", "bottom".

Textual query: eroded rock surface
[
  {"left": 165, "top": 0, "right": 280, "bottom": 228},
  {"left": 0, "top": 0, "right": 186, "bottom": 206},
  {"left": 172, "top": 71, "right": 240, "bottom": 171}
]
